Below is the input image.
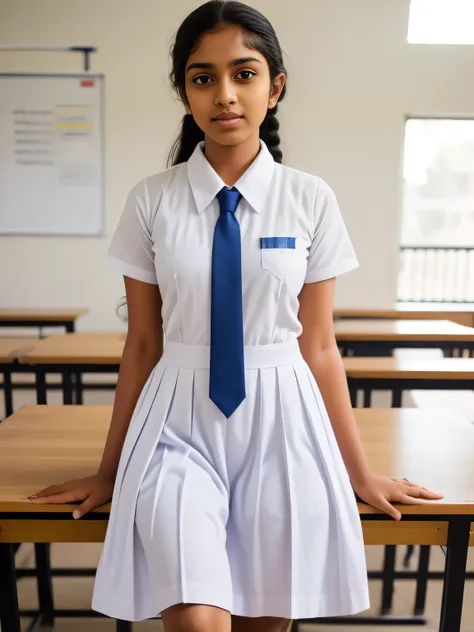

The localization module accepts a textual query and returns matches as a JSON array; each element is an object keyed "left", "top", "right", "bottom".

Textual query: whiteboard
[{"left": 0, "top": 73, "right": 105, "bottom": 235}]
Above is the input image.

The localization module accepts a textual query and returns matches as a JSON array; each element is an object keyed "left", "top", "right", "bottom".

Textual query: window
[
  {"left": 401, "top": 119, "right": 474, "bottom": 247},
  {"left": 398, "top": 119, "right": 474, "bottom": 302},
  {"left": 408, "top": 0, "right": 474, "bottom": 45}
]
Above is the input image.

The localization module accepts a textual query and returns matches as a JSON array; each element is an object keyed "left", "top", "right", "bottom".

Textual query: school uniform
[{"left": 92, "top": 139, "right": 370, "bottom": 621}]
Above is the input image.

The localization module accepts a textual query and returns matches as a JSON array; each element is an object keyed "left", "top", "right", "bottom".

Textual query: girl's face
[{"left": 183, "top": 24, "right": 285, "bottom": 147}]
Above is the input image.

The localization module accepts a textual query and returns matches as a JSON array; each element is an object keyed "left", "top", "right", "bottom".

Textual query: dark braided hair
[
  {"left": 167, "top": 0, "right": 287, "bottom": 167},
  {"left": 259, "top": 103, "right": 282, "bottom": 164}
]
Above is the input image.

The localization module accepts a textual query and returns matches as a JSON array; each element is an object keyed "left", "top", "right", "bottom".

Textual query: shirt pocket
[{"left": 260, "top": 237, "right": 299, "bottom": 282}]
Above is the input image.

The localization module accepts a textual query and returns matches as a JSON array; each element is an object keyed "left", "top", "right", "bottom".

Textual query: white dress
[{"left": 92, "top": 140, "right": 370, "bottom": 621}]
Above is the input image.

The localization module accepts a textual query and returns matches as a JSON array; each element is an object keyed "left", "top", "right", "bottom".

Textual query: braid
[
  {"left": 259, "top": 104, "right": 283, "bottom": 164},
  {"left": 167, "top": 114, "right": 205, "bottom": 167}
]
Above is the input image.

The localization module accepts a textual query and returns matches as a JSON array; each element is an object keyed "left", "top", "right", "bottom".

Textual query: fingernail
[
  {"left": 73, "top": 510, "right": 80, "bottom": 520},
  {"left": 28, "top": 494, "right": 38, "bottom": 499}
]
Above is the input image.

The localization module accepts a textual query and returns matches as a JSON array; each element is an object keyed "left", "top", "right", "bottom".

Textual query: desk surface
[
  {"left": 0, "top": 337, "right": 38, "bottom": 364},
  {"left": 0, "top": 308, "right": 88, "bottom": 322},
  {"left": 334, "top": 319, "right": 474, "bottom": 341},
  {"left": 0, "top": 308, "right": 89, "bottom": 323},
  {"left": 334, "top": 305, "right": 474, "bottom": 327},
  {"left": 0, "top": 405, "right": 473, "bottom": 515},
  {"left": 15, "top": 329, "right": 474, "bottom": 368},
  {"left": 18, "top": 332, "right": 126, "bottom": 364},
  {"left": 343, "top": 356, "right": 474, "bottom": 379}
]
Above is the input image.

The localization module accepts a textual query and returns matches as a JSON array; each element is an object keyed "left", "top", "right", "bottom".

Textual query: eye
[
  {"left": 193, "top": 75, "right": 213, "bottom": 85},
  {"left": 235, "top": 70, "right": 256, "bottom": 81}
]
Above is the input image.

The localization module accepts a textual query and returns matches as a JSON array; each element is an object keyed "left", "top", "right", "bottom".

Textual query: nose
[{"left": 214, "top": 77, "right": 237, "bottom": 107}]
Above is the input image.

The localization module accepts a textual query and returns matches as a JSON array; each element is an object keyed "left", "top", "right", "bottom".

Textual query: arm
[
  {"left": 297, "top": 278, "right": 371, "bottom": 487},
  {"left": 98, "top": 275, "right": 163, "bottom": 480},
  {"left": 298, "top": 278, "right": 443, "bottom": 520},
  {"left": 29, "top": 276, "right": 163, "bottom": 517}
]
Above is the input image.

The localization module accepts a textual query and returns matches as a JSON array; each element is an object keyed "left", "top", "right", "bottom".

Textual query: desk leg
[
  {"left": 62, "top": 370, "right": 74, "bottom": 405},
  {"left": 439, "top": 519, "right": 470, "bottom": 632},
  {"left": 349, "top": 385, "right": 358, "bottom": 408},
  {"left": 3, "top": 368, "right": 13, "bottom": 418},
  {"left": 36, "top": 369, "right": 47, "bottom": 405},
  {"left": 75, "top": 371, "right": 83, "bottom": 405},
  {"left": 363, "top": 389, "right": 372, "bottom": 407},
  {"left": 414, "top": 545, "right": 431, "bottom": 615},
  {"left": 391, "top": 387, "right": 403, "bottom": 408},
  {"left": 0, "top": 543, "right": 21, "bottom": 632},
  {"left": 380, "top": 545, "right": 396, "bottom": 615},
  {"left": 35, "top": 543, "right": 54, "bottom": 626}
]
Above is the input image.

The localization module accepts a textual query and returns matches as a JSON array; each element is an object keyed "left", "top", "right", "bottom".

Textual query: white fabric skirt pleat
[{"left": 92, "top": 339, "right": 370, "bottom": 621}]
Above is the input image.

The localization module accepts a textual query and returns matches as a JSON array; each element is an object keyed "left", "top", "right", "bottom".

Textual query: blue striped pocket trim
[{"left": 260, "top": 237, "right": 296, "bottom": 249}]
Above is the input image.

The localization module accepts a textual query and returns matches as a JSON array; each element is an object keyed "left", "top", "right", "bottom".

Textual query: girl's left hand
[{"left": 352, "top": 473, "right": 444, "bottom": 521}]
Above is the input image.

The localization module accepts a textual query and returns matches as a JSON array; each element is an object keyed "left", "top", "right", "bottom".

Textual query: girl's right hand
[{"left": 27, "top": 473, "right": 115, "bottom": 519}]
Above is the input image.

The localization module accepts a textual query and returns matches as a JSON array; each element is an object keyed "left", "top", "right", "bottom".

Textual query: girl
[{"left": 29, "top": 2, "right": 443, "bottom": 630}]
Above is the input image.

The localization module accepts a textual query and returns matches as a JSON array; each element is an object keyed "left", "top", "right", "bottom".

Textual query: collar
[{"left": 187, "top": 139, "right": 276, "bottom": 214}]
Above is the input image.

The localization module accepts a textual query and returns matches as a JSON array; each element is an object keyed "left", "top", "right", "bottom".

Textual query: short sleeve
[
  {"left": 304, "top": 178, "right": 359, "bottom": 284},
  {"left": 105, "top": 179, "right": 158, "bottom": 285}
]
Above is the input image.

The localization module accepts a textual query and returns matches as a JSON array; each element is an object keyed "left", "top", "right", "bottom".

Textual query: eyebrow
[{"left": 186, "top": 57, "right": 262, "bottom": 72}]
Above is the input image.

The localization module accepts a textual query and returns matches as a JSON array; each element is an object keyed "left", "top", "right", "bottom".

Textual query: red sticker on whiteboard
[{"left": 81, "top": 79, "right": 95, "bottom": 87}]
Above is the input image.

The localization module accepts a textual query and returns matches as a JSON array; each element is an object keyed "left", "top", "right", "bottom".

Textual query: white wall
[{"left": 1, "top": 0, "right": 473, "bottom": 330}]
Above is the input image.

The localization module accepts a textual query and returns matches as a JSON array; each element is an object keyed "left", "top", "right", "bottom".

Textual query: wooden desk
[
  {"left": 0, "top": 308, "right": 88, "bottom": 336},
  {"left": 0, "top": 338, "right": 38, "bottom": 418},
  {"left": 344, "top": 356, "right": 474, "bottom": 407},
  {"left": 15, "top": 333, "right": 474, "bottom": 410},
  {"left": 334, "top": 305, "right": 474, "bottom": 327},
  {"left": 19, "top": 332, "right": 125, "bottom": 364},
  {"left": 0, "top": 406, "right": 472, "bottom": 630},
  {"left": 18, "top": 332, "right": 125, "bottom": 405},
  {"left": 335, "top": 319, "right": 474, "bottom": 356}
]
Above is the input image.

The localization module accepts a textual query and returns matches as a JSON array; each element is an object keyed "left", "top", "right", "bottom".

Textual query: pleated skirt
[{"left": 92, "top": 339, "right": 370, "bottom": 621}]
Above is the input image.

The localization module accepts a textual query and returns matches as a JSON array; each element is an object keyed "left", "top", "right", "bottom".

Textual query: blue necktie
[{"left": 210, "top": 186, "right": 246, "bottom": 418}]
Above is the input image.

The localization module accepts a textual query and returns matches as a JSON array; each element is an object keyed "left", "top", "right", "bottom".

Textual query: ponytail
[{"left": 167, "top": 106, "right": 283, "bottom": 168}]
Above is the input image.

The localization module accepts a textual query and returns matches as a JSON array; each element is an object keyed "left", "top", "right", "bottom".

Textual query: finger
[
  {"left": 374, "top": 496, "right": 402, "bottom": 521},
  {"left": 405, "top": 486, "right": 444, "bottom": 500},
  {"left": 28, "top": 483, "right": 74, "bottom": 499},
  {"left": 420, "top": 488, "right": 444, "bottom": 499},
  {"left": 399, "top": 494, "right": 439, "bottom": 506},
  {"left": 400, "top": 480, "right": 444, "bottom": 499},
  {"left": 400, "top": 478, "right": 418, "bottom": 487},
  {"left": 29, "top": 490, "right": 86, "bottom": 504},
  {"left": 72, "top": 494, "right": 98, "bottom": 520},
  {"left": 402, "top": 485, "right": 423, "bottom": 498}
]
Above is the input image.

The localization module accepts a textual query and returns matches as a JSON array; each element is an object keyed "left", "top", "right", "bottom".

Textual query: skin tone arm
[
  {"left": 98, "top": 276, "right": 164, "bottom": 479},
  {"left": 28, "top": 276, "right": 163, "bottom": 519},
  {"left": 297, "top": 277, "right": 444, "bottom": 521}
]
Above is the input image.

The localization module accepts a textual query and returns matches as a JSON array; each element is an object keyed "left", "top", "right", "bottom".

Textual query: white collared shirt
[{"left": 106, "top": 140, "right": 358, "bottom": 345}]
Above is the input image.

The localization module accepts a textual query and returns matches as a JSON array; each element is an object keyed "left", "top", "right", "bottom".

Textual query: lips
[
  {"left": 211, "top": 112, "right": 244, "bottom": 129},
  {"left": 212, "top": 113, "right": 243, "bottom": 121}
]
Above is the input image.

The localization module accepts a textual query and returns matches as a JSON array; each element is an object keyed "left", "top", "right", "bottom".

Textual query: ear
[{"left": 268, "top": 73, "right": 286, "bottom": 110}]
